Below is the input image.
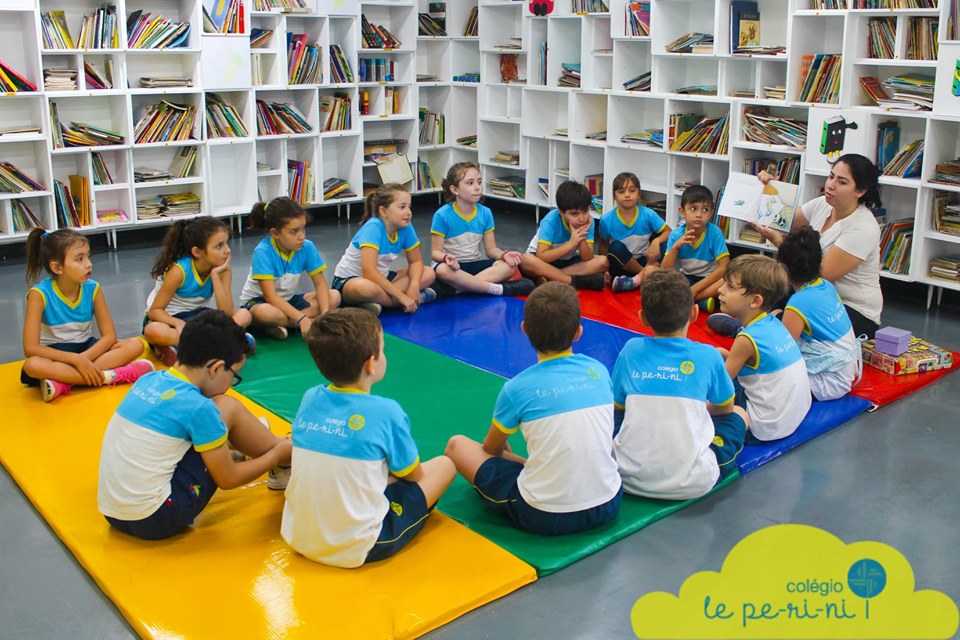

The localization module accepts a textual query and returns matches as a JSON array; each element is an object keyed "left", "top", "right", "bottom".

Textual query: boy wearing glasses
[{"left": 97, "top": 309, "right": 292, "bottom": 540}]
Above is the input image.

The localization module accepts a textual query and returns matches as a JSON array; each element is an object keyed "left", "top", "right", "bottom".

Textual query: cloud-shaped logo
[{"left": 631, "top": 524, "right": 957, "bottom": 638}]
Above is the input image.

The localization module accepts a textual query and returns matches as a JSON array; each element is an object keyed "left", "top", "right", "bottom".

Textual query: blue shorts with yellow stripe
[{"left": 364, "top": 480, "right": 431, "bottom": 563}]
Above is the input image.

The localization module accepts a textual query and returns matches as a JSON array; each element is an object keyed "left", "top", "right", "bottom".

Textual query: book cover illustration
[
  {"left": 738, "top": 11, "right": 760, "bottom": 48},
  {"left": 717, "top": 171, "right": 798, "bottom": 233}
]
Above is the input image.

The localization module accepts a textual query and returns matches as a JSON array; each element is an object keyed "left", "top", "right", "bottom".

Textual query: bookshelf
[{"left": 0, "top": 0, "right": 463, "bottom": 247}]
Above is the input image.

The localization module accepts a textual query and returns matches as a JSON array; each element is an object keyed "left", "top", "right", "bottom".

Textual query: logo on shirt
[
  {"left": 680, "top": 360, "right": 695, "bottom": 375},
  {"left": 348, "top": 414, "right": 365, "bottom": 431},
  {"left": 586, "top": 367, "right": 601, "bottom": 381},
  {"left": 160, "top": 389, "right": 177, "bottom": 400},
  {"left": 391, "top": 501, "right": 403, "bottom": 516}
]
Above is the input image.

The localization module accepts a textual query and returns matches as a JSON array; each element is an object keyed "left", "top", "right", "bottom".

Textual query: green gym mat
[{"left": 238, "top": 338, "right": 739, "bottom": 576}]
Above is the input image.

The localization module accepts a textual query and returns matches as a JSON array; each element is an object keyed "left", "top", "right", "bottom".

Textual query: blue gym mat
[{"left": 379, "top": 296, "right": 642, "bottom": 379}]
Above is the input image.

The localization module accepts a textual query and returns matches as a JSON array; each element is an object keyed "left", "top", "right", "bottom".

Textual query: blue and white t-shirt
[
  {"left": 334, "top": 218, "right": 421, "bottom": 279},
  {"left": 240, "top": 237, "right": 326, "bottom": 304},
  {"left": 736, "top": 313, "right": 811, "bottom": 440},
  {"left": 492, "top": 352, "right": 621, "bottom": 513},
  {"left": 98, "top": 369, "right": 229, "bottom": 520},
  {"left": 598, "top": 206, "right": 667, "bottom": 258},
  {"left": 431, "top": 202, "right": 495, "bottom": 263},
  {"left": 145, "top": 256, "right": 216, "bottom": 316},
  {"left": 281, "top": 385, "right": 420, "bottom": 568},
  {"left": 665, "top": 222, "right": 729, "bottom": 278},
  {"left": 525, "top": 209, "right": 596, "bottom": 260},
  {"left": 29, "top": 277, "right": 99, "bottom": 346},
  {"left": 612, "top": 336, "right": 734, "bottom": 500}
]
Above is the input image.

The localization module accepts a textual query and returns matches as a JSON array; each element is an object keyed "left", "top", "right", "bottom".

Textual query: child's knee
[
  {"left": 421, "top": 268, "right": 436, "bottom": 287},
  {"left": 232, "top": 308, "right": 253, "bottom": 328},
  {"left": 22, "top": 356, "right": 44, "bottom": 377},
  {"left": 732, "top": 405, "right": 750, "bottom": 429},
  {"left": 328, "top": 289, "right": 342, "bottom": 309},
  {"left": 444, "top": 435, "right": 468, "bottom": 458}
]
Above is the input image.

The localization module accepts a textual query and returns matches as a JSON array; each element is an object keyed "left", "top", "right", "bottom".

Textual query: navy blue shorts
[
  {"left": 243, "top": 293, "right": 310, "bottom": 311},
  {"left": 331, "top": 271, "right": 398, "bottom": 293},
  {"left": 104, "top": 447, "right": 219, "bottom": 540},
  {"left": 364, "top": 480, "right": 431, "bottom": 563},
  {"left": 473, "top": 457, "right": 622, "bottom": 535},
  {"left": 606, "top": 240, "right": 648, "bottom": 277},
  {"left": 711, "top": 412, "right": 747, "bottom": 479},
  {"left": 141, "top": 308, "right": 206, "bottom": 331},
  {"left": 434, "top": 258, "right": 494, "bottom": 275},
  {"left": 20, "top": 336, "right": 99, "bottom": 386}
]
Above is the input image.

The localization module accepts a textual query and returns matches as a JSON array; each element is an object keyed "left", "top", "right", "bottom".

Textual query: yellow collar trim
[
  {"left": 329, "top": 384, "right": 369, "bottom": 394},
  {"left": 52, "top": 279, "right": 82, "bottom": 309},
  {"left": 538, "top": 350, "right": 574, "bottom": 362},
  {"left": 745, "top": 312, "right": 769, "bottom": 328},
  {"left": 190, "top": 259, "right": 210, "bottom": 286},
  {"left": 799, "top": 277, "right": 823, "bottom": 291},
  {"left": 453, "top": 201, "right": 477, "bottom": 222},
  {"left": 271, "top": 238, "right": 294, "bottom": 262},
  {"left": 617, "top": 207, "right": 638, "bottom": 227}
]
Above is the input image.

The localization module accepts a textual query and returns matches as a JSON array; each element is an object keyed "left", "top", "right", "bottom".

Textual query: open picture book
[{"left": 717, "top": 171, "right": 799, "bottom": 233}]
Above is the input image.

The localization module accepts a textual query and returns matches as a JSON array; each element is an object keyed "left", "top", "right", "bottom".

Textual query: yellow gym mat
[{"left": 0, "top": 361, "right": 536, "bottom": 639}]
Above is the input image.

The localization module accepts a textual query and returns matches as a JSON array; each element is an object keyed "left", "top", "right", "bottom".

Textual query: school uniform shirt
[
  {"left": 431, "top": 202, "right": 495, "bottom": 263},
  {"left": 525, "top": 208, "right": 596, "bottom": 260},
  {"left": 736, "top": 313, "right": 812, "bottom": 441},
  {"left": 144, "top": 257, "right": 216, "bottom": 316},
  {"left": 598, "top": 206, "right": 667, "bottom": 258},
  {"left": 281, "top": 385, "right": 420, "bottom": 568},
  {"left": 786, "top": 278, "right": 860, "bottom": 401},
  {"left": 29, "top": 277, "right": 99, "bottom": 346},
  {"left": 803, "top": 197, "right": 882, "bottom": 325},
  {"left": 664, "top": 222, "right": 729, "bottom": 278},
  {"left": 98, "top": 369, "right": 229, "bottom": 521},
  {"left": 612, "top": 337, "right": 735, "bottom": 500},
  {"left": 492, "top": 352, "right": 621, "bottom": 513},
  {"left": 333, "top": 217, "right": 421, "bottom": 279},
  {"left": 239, "top": 237, "right": 326, "bottom": 305}
]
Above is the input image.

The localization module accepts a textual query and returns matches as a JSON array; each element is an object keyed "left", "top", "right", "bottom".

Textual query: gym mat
[{"left": 0, "top": 361, "right": 536, "bottom": 640}]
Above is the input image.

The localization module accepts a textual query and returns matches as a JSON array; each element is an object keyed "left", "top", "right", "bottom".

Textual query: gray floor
[{"left": 2, "top": 205, "right": 959, "bottom": 639}]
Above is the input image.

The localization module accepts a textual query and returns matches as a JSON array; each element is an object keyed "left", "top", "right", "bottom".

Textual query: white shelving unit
[
  {"left": 475, "top": 0, "right": 959, "bottom": 300},
  {"left": 0, "top": 0, "right": 462, "bottom": 246}
]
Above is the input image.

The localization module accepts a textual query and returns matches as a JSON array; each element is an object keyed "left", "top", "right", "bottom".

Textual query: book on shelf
[
  {"left": 538, "top": 177, "right": 549, "bottom": 199},
  {"left": 287, "top": 33, "right": 323, "bottom": 84},
  {"left": 621, "top": 129, "right": 663, "bottom": 147},
  {"left": 585, "top": 174, "right": 603, "bottom": 215},
  {"left": 256, "top": 100, "right": 313, "bottom": 135},
  {"left": 881, "top": 139, "right": 923, "bottom": 178},
  {"left": 878, "top": 219, "right": 913, "bottom": 274},
  {"left": 43, "top": 68, "right": 77, "bottom": 92},
  {"left": 665, "top": 33, "right": 713, "bottom": 54},
  {"left": 57, "top": 119, "right": 125, "bottom": 149},
  {"left": 882, "top": 73, "right": 934, "bottom": 110},
  {"left": 0, "top": 126, "right": 42, "bottom": 136},
  {"left": 538, "top": 42, "right": 547, "bottom": 85},
  {"left": 320, "top": 93, "right": 352, "bottom": 132},
  {"left": 492, "top": 150, "right": 520, "bottom": 165},
  {"left": 11, "top": 200, "right": 42, "bottom": 233},
  {"left": 744, "top": 157, "right": 800, "bottom": 184},
  {"left": 763, "top": 85, "right": 786, "bottom": 100},
  {"left": 84, "top": 61, "right": 113, "bottom": 90},
  {"left": 254, "top": 0, "right": 309, "bottom": 9},
  {"left": 493, "top": 38, "right": 522, "bottom": 50},
  {"left": 730, "top": 1, "right": 757, "bottom": 53},
  {"left": 932, "top": 191, "right": 960, "bottom": 237},
  {"left": 559, "top": 63, "right": 580, "bottom": 88},
  {"left": 329, "top": 45, "right": 354, "bottom": 83},
  {"left": 928, "top": 255, "right": 960, "bottom": 282},
  {"left": 375, "top": 153, "right": 414, "bottom": 185},
  {"left": 68, "top": 175, "right": 90, "bottom": 227},
  {"left": 675, "top": 85, "right": 717, "bottom": 96},
  {"left": 0, "top": 60, "right": 37, "bottom": 93},
  {"left": 77, "top": 4, "right": 120, "bottom": 48},
  {"left": 137, "top": 192, "right": 202, "bottom": 220},
  {"left": 418, "top": 108, "right": 445, "bottom": 145},
  {"left": 364, "top": 138, "right": 407, "bottom": 161},
  {"left": 127, "top": 11, "right": 191, "bottom": 49},
  {"left": 867, "top": 18, "right": 895, "bottom": 59},
  {"left": 135, "top": 168, "right": 172, "bottom": 182},
  {"left": 418, "top": 6, "right": 446, "bottom": 37},
  {"left": 586, "top": 131, "right": 606, "bottom": 141},
  {"left": 625, "top": 2, "right": 650, "bottom": 37},
  {"left": 876, "top": 120, "right": 900, "bottom": 170},
  {"left": 572, "top": 0, "right": 609, "bottom": 11},
  {"left": 853, "top": 0, "right": 936, "bottom": 7},
  {"left": 905, "top": 16, "right": 938, "bottom": 61},
  {"left": 96, "top": 209, "right": 128, "bottom": 225},
  {"left": 322, "top": 177, "right": 356, "bottom": 200},
  {"left": 553, "top": 128, "right": 568, "bottom": 138},
  {"left": 40, "top": 11, "right": 76, "bottom": 50},
  {"left": 169, "top": 146, "right": 199, "bottom": 179},
  {"left": 359, "top": 58, "right": 395, "bottom": 82},
  {"left": 361, "top": 15, "right": 401, "bottom": 49},
  {"left": 797, "top": 53, "right": 841, "bottom": 104},
  {"left": 205, "top": 94, "right": 248, "bottom": 138},
  {"left": 54, "top": 180, "right": 81, "bottom": 228},
  {"left": 931, "top": 158, "right": 960, "bottom": 186},
  {"left": 669, "top": 114, "right": 729, "bottom": 155},
  {"left": 0, "top": 162, "right": 45, "bottom": 193},
  {"left": 501, "top": 54, "right": 520, "bottom": 83},
  {"left": 859, "top": 76, "right": 891, "bottom": 105},
  {"left": 417, "top": 161, "right": 437, "bottom": 190},
  {"left": 251, "top": 28, "right": 273, "bottom": 48},
  {"left": 463, "top": 7, "right": 478, "bottom": 37},
  {"left": 140, "top": 77, "right": 193, "bottom": 89},
  {"left": 742, "top": 108, "right": 808, "bottom": 149},
  {"left": 207, "top": 0, "right": 244, "bottom": 34},
  {"left": 134, "top": 101, "right": 198, "bottom": 144},
  {"left": 488, "top": 175, "right": 525, "bottom": 199},
  {"left": 456, "top": 134, "right": 477, "bottom": 147},
  {"left": 809, "top": 0, "right": 845, "bottom": 8},
  {"left": 623, "top": 71, "right": 650, "bottom": 92},
  {"left": 717, "top": 171, "right": 799, "bottom": 233},
  {"left": 91, "top": 153, "right": 114, "bottom": 186}
]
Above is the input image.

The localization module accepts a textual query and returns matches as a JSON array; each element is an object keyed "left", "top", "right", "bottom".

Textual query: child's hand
[
  {"left": 211, "top": 253, "right": 231, "bottom": 276},
  {"left": 443, "top": 254, "right": 460, "bottom": 271},
  {"left": 272, "top": 437, "right": 293, "bottom": 464},
  {"left": 757, "top": 170, "right": 773, "bottom": 184},
  {"left": 748, "top": 221, "right": 778, "bottom": 243},
  {"left": 500, "top": 250, "right": 522, "bottom": 267},
  {"left": 298, "top": 315, "right": 313, "bottom": 335},
  {"left": 398, "top": 294, "right": 418, "bottom": 314},
  {"left": 72, "top": 354, "right": 105, "bottom": 386},
  {"left": 569, "top": 224, "right": 590, "bottom": 246},
  {"left": 676, "top": 228, "right": 698, "bottom": 248}
]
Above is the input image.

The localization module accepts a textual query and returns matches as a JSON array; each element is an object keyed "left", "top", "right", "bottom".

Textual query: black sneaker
[
  {"left": 571, "top": 274, "right": 605, "bottom": 290},
  {"left": 706, "top": 312, "right": 742, "bottom": 338},
  {"left": 501, "top": 278, "right": 535, "bottom": 296}
]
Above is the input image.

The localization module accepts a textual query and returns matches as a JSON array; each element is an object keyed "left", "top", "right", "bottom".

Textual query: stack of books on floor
[
  {"left": 133, "top": 101, "right": 198, "bottom": 143},
  {"left": 492, "top": 150, "right": 520, "bottom": 165},
  {"left": 929, "top": 255, "right": 960, "bottom": 282},
  {"left": 84, "top": 61, "right": 113, "bottom": 89},
  {"left": 559, "top": 63, "right": 580, "bottom": 87},
  {"left": 905, "top": 16, "right": 938, "bottom": 60},
  {"left": 669, "top": 113, "right": 729, "bottom": 155},
  {"left": 879, "top": 219, "right": 913, "bottom": 274},
  {"left": 256, "top": 101, "right": 313, "bottom": 135},
  {"left": 251, "top": 28, "right": 273, "bottom": 48},
  {"left": 456, "top": 134, "right": 477, "bottom": 147},
  {"left": 418, "top": 3, "right": 446, "bottom": 36},
  {"left": 882, "top": 73, "right": 934, "bottom": 110},
  {"left": 320, "top": 93, "right": 351, "bottom": 132},
  {"left": 621, "top": 130, "right": 663, "bottom": 147},
  {"left": 488, "top": 175, "right": 524, "bottom": 199},
  {"left": 665, "top": 33, "right": 713, "bottom": 53},
  {"left": 329, "top": 45, "right": 353, "bottom": 83},
  {"left": 139, "top": 77, "right": 193, "bottom": 88},
  {"left": 416, "top": 160, "right": 437, "bottom": 190},
  {"left": 623, "top": 71, "right": 650, "bottom": 92},
  {"left": 43, "top": 68, "right": 76, "bottom": 91},
  {"left": 0, "top": 162, "right": 45, "bottom": 193},
  {"left": 932, "top": 191, "right": 960, "bottom": 236},
  {"left": 77, "top": 4, "right": 120, "bottom": 48},
  {"left": 91, "top": 153, "right": 114, "bottom": 185},
  {"left": 744, "top": 157, "right": 800, "bottom": 184},
  {"left": 742, "top": 109, "right": 807, "bottom": 149},
  {"left": 361, "top": 15, "right": 401, "bottom": 48},
  {"left": 0, "top": 61, "right": 37, "bottom": 92},
  {"left": 11, "top": 200, "right": 42, "bottom": 232},
  {"left": 322, "top": 177, "right": 355, "bottom": 200},
  {"left": 137, "top": 192, "right": 202, "bottom": 220},
  {"left": 205, "top": 94, "right": 248, "bottom": 138},
  {"left": 418, "top": 108, "right": 445, "bottom": 145},
  {"left": 931, "top": 158, "right": 960, "bottom": 185},
  {"left": 287, "top": 160, "right": 314, "bottom": 203},
  {"left": 127, "top": 11, "right": 191, "bottom": 49},
  {"left": 881, "top": 139, "right": 923, "bottom": 178},
  {"left": 868, "top": 18, "right": 895, "bottom": 58},
  {"left": 797, "top": 53, "right": 841, "bottom": 103},
  {"left": 287, "top": 34, "right": 322, "bottom": 84},
  {"left": 625, "top": 2, "right": 650, "bottom": 36}
]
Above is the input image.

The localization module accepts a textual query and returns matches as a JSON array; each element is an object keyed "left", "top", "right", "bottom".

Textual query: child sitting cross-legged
[
  {"left": 716, "top": 255, "right": 811, "bottom": 443},
  {"left": 445, "top": 282, "right": 622, "bottom": 535},
  {"left": 282, "top": 308, "right": 455, "bottom": 567},
  {"left": 612, "top": 270, "right": 748, "bottom": 499},
  {"left": 97, "top": 309, "right": 293, "bottom": 540}
]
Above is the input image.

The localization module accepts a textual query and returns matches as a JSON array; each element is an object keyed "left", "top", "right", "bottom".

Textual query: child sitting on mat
[
  {"left": 98, "top": 310, "right": 293, "bottom": 540},
  {"left": 445, "top": 282, "right": 622, "bottom": 535},
  {"left": 716, "top": 255, "right": 811, "bottom": 443},
  {"left": 282, "top": 308, "right": 455, "bottom": 567},
  {"left": 612, "top": 270, "right": 748, "bottom": 499}
]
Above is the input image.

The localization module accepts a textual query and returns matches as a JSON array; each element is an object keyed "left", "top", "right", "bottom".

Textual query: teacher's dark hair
[{"left": 832, "top": 153, "right": 882, "bottom": 210}]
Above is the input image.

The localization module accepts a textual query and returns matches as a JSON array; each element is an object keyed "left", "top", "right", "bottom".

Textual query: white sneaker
[
  {"left": 267, "top": 466, "right": 291, "bottom": 491},
  {"left": 265, "top": 325, "right": 288, "bottom": 340}
]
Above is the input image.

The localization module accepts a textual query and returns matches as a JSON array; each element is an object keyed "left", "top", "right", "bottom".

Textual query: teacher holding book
[{"left": 751, "top": 154, "right": 883, "bottom": 338}]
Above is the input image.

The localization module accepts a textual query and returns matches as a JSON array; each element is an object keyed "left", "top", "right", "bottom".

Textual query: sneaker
[
  {"left": 265, "top": 325, "right": 288, "bottom": 340},
  {"left": 612, "top": 275, "right": 639, "bottom": 293},
  {"left": 358, "top": 302, "right": 382, "bottom": 317},
  {"left": 41, "top": 379, "right": 71, "bottom": 403},
  {"left": 267, "top": 466, "right": 291, "bottom": 491},
  {"left": 500, "top": 278, "right": 535, "bottom": 297},
  {"left": 111, "top": 359, "right": 155, "bottom": 385},
  {"left": 419, "top": 287, "right": 438, "bottom": 305},
  {"left": 706, "top": 312, "right": 742, "bottom": 338},
  {"left": 245, "top": 332, "right": 257, "bottom": 354},
  {"left": 697, "top": 297, "right": 717, "bottom": 313},
  {"left": 570, "top": 273, "right": 605, "bottom": 291},
  {"left": 153, "top": 344, "right": 178, "bottom": 367}
]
